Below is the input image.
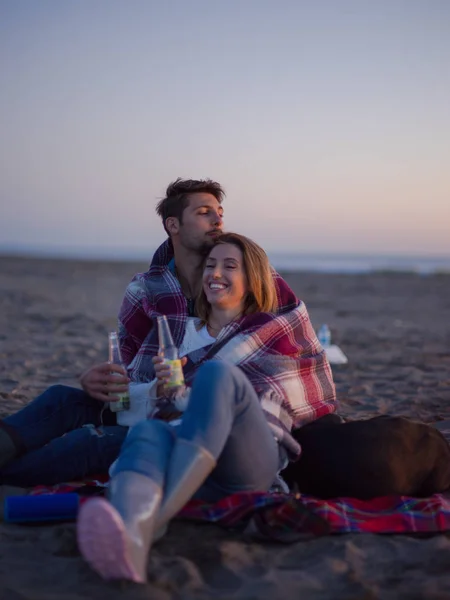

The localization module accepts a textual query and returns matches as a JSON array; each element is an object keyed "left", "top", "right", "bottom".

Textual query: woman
[{"left": 77, "top": 233, "right": 337, "bottom": 583}]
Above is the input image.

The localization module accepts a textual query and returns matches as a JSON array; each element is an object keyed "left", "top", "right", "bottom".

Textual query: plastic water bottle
[{"left": 317, "top": 324, "right": 331, "bottom": 349}]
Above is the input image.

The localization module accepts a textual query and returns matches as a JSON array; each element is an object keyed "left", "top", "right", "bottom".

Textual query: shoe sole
[{"left": 77, "top": 497, "right": 144, "bottom": 583}]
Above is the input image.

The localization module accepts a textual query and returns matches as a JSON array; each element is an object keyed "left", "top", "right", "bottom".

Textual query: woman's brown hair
[{"left": 196, "top": 232, "right": 278, "bottom": 322}]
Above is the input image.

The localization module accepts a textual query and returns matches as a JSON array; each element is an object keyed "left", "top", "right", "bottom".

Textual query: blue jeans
[
  {"left": 115, "top": 361, "right": 281, "bottom": 503},
  {"left": 0, "top": 385, "right": 128, "bottom": 486}
]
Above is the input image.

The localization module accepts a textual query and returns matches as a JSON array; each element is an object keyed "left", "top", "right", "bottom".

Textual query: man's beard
[
  {"left": 179, "top": 229, "right": 218, "bottom": 256},
  {"left": 197, "top": 237, "right": 216, "bottom": 256}
]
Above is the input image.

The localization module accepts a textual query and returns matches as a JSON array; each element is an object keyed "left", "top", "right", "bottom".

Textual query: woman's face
[{"left": 202, "top": 243, "right": 248, "bottom": 312}]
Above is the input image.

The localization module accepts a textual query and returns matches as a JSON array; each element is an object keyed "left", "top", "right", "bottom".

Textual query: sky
[{"left": 1, "top": 0, "right": 449, "bottom": 260}]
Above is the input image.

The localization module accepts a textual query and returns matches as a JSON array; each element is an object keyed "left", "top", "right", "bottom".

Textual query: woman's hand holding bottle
[{"left": 152, "top": 356, "right": 187, "bottom": 398}]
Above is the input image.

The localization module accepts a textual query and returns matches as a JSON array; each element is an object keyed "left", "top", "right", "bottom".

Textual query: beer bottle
[
  {"left": 108, "top": 331, "right": 131, "bottom": 412},
  {"left": 157, "top": 316, "right": 185, "bottom": 394}
]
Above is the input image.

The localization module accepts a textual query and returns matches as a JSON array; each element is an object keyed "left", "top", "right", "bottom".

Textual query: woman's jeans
[
  {"left": 0, "top": 385, "right": 128, "bottom": 486},
  {"left": 115, "top": 361, "right": 281, "bottom": 503}
]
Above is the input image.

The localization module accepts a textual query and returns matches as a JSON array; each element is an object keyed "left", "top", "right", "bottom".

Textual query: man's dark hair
[{"left": 156, "top": 178, "right": 225, "bottom": 235}]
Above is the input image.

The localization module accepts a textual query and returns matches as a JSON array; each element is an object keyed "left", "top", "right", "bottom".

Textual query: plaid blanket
[
  {"left": 29, "top": 481, "right": 450, "bottom": 541},
  {"left": 183, "top": 422, "right": 450, "bottom": 539},
  {"left": 27, "top": 425, "right": 450, "bottom": 539},
  {"left": 118, "top": 239, "right": 298, "bottom": 382},
  {"left": 180, "top": 491, "right": 450, "bottom": 539},
  {"left": 174, "top": 302, "right": 337, "bottom": 457}
]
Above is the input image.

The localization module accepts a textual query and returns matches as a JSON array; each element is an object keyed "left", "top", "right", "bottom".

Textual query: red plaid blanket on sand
[
  {"left": 184, "top": 422, "right": 450, "bottom": 538},
  {"left": 30, "top": 480, "right": 450, "bottom": 541},
  {"left": 31, "top": 422, "right": 450, "bottom": 540}
]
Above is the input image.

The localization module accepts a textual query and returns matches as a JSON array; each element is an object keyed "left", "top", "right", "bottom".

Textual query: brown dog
[{"left": 282, "top": 415, "right": 450, "bottom": 499}]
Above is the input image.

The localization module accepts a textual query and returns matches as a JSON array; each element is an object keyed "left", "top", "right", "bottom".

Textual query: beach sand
[{"left": 1, "top": 255, "right": 450, "bottom": 599}]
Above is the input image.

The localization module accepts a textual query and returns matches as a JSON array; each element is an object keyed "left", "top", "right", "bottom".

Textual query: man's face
[{"left": 171, "top": 193, "right": 224, "bottom": 253}]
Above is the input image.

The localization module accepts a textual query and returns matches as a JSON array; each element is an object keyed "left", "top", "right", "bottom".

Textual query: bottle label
[
  {"left": 163, "top": 359, "right": 185, "bottom": 388},
  {"left": 109, "top": 372, "right": 130, "bottom": 412}
]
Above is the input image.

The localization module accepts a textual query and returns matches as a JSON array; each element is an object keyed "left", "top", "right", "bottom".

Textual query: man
[{"left": 81, "top": 178, "right": 228, "bottom": 396}]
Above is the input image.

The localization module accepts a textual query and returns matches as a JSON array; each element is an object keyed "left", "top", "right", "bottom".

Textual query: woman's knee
[
  {"left": 126, "top": 419, "right": 175, "bottom": 447},
  {"left": 198, "top": 360, "right": 238, "bottom": 381},
  {"left": 117, "top": 420, "right": 175, "bottom": 479}
]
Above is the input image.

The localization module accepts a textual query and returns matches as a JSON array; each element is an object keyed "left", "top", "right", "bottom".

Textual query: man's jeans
[
  {"left": 0, "top": 385, "right": 128, "bottom": 486},
  {"left": 115, "top": 361, "right": 281, "bottom": 503}
]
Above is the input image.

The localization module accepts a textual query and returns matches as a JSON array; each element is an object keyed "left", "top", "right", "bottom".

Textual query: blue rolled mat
[{"left": 4, "top": 493, "right": 80, "bottom": 523}]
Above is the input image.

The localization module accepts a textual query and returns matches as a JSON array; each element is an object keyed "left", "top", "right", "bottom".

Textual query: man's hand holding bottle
[{"left": 80, "top": 362, "right": 130, "bottom": 403}]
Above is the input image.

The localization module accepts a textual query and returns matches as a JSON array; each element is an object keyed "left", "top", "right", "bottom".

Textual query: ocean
[
  {"left": 267, "top": 252, "right": 450, "bottom": 275},
  {"left": 1, "top": 245, "right": 449, "bottom": 275}
]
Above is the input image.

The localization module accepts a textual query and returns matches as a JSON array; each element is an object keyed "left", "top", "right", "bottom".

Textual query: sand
[{"left": 1, "top": 255, "right": 450, "bottom": 599}]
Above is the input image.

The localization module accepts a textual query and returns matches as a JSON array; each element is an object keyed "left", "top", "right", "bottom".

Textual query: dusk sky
[{"left": 1, "top": 0, "right": 449, "bottom": 259}]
